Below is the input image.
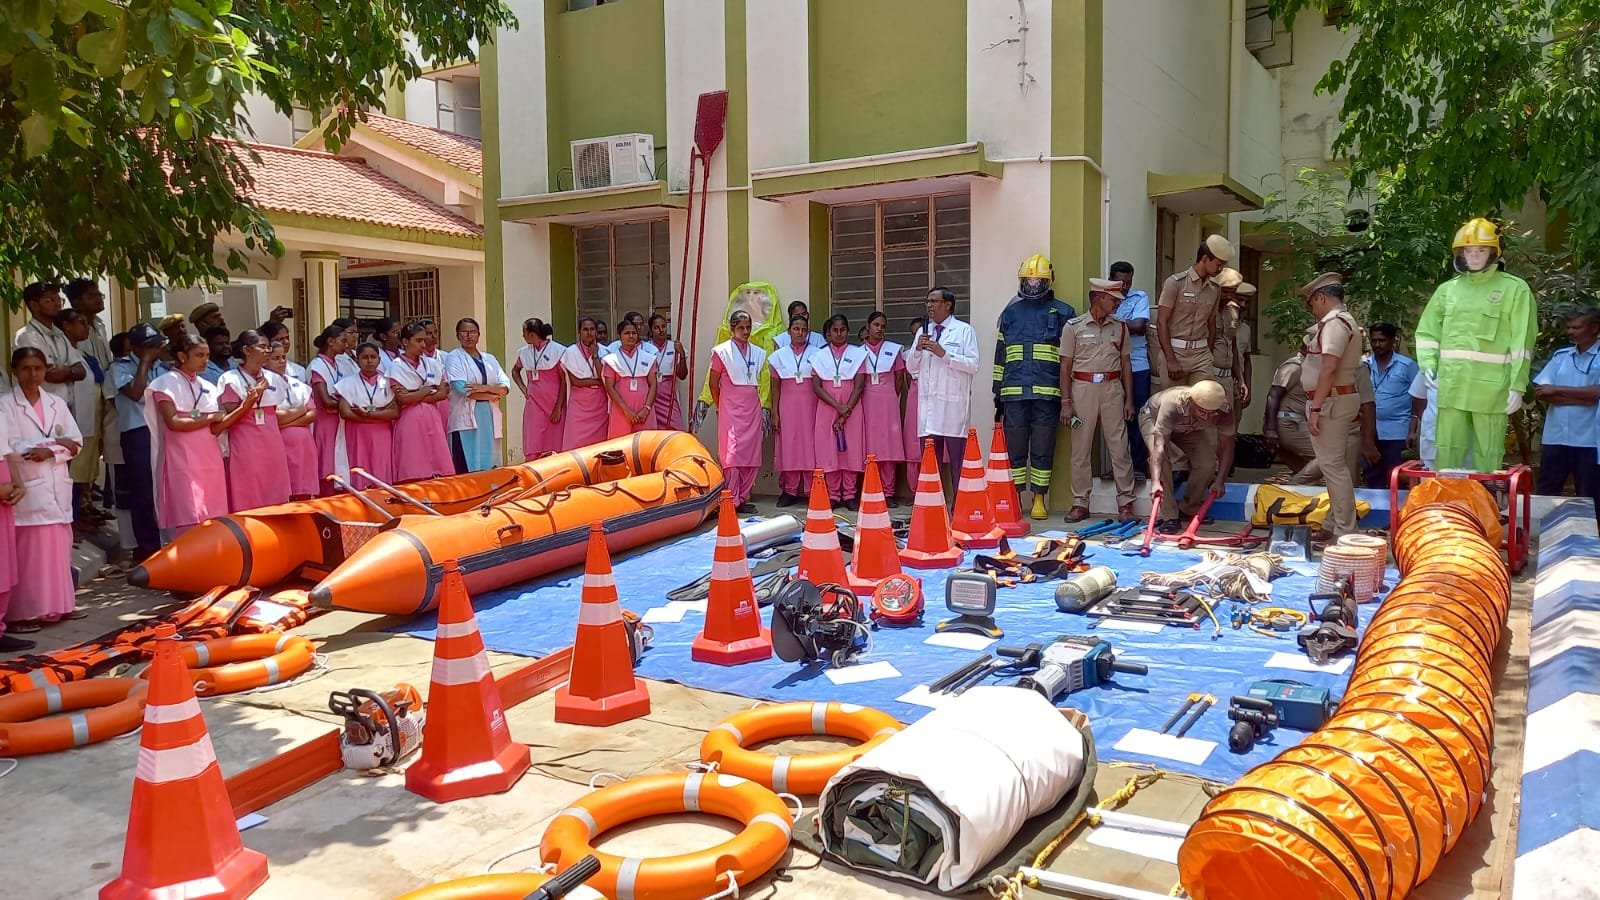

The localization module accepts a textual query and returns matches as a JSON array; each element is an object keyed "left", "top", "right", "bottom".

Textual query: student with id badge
[
  {"left": 811, "top": 314, "right": 869, "bottom": 510},
  {"left": 709, "top": 310, "right": 768, "bottom": 512},
  {"left": 601, "top": 318, "right": 660, "bottom": 438},
  {"left": 768, "top": 315, "right": 820, "bottom": 507},
  {"left": 216, "top": 329, "right": 291, "bottom": 510},
  {"left": 858, "top": 311, "right": 909, "bottom": 502},
  {"left": 336, "top": 342, "right": 401, "bottom": 486}
]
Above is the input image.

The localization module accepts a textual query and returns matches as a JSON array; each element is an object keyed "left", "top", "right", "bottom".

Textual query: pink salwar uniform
[
  {"left": 648, "top": 338, "right": 685, "bottom": 430},
  {"left": 388, "top": 354, "right": 455, "bottom": 482},
  {"left": 602, "top": 344, "right": 659, "bottom": 438},
  {"left": 560, "top": 343, "right": 610, "bottom": 449},
  {"left": 768, "top": 341, "right": 819, "bottom": 497},
  {"left": 811, "top": 344, "right": 869, "bottom": 501},
  {"left": 903, "top": 374, "right": 922, "bottom": 464},
  {"left": 308, "top": 355, "right": 349, "bottom": 495},
  {"left": 144, "top": 371, "right": 228, "bottom": 534},
  {"left": 859, "top": 340, "right": 908, "bottom": 496},
  {"left": 277, "top": 376, "right": 319, "bottom": 498},
  {"left": 710, "top": 339, "right": 766, "bottom": 504},
  {"left": 516, "top": 341, "right": 566, "bottom": 460},
  {"left": 3, "top": 390, "right": 78, "bottom": 623},
  {"left": 0, "top": 416, "right": 18, "bottom": 637},
  {"left": 217, "top": 368, "right": 291, "bottom": 511},
  {"left": 335, "top": 373, "right": 397, "bottom": 487},
  {"left": 424, "top": 350, "right": 451, "bottom": 433}
]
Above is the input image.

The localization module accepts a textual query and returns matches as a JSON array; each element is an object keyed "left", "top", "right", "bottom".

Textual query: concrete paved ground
[{"left": 0, "top": 497, "right": 1531, "bottom": 899}]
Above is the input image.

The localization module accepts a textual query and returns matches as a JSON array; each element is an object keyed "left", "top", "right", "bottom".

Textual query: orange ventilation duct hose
[{"left": 1179, "top": 481, "right": 1509, "bottom": 900}]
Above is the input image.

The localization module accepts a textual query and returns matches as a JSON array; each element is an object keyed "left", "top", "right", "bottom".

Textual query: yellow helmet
[
  {"left": 1017, "top": 254, "right": 1054, "bottom": 282},
  {"left": 1452, "top": 218, "right": 1501, "bottom": 251}
]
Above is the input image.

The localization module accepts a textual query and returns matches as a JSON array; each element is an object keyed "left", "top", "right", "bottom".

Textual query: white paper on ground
[
  {"left": 825, "top": 661, "right": 902, "bottom": 685},
  {"left": 1265, "top": 651, "right": 1354, "bottom": 675},
  {"left": 922, "top": 632, "right": 997, "bottom": 651},
  {"left": 236, "top": 812, "right": 267, "bottom": 831},
  {"left": 1113, "top": 728, "right": 1217, "bottom": 766},
  {"left": 640, "top": 605, "right": 687, "bottom": 624},
  {"left": 1095, "top": 618, "right": 1165, "bottom": 634},
  {"left": 895, "top": 685, "right": 956, "bottom": 709},
  {"left": 667, "top": 599, "right": 707, "bottom": 614},
  {"left": 1086, "top": 825, "right": 1183, "bottom": 864}
]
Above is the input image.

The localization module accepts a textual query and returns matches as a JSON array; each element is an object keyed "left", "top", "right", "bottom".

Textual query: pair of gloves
[{"left": 1420, "top": 370, "right": 1524, "bottom": 415}]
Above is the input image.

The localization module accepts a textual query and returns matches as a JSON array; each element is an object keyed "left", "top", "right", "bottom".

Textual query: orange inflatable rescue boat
[{"left": 133, "top": 432, "right": 722, "bottom": 617}]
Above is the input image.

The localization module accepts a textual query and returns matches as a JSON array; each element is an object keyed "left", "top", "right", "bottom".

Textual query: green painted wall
[
  {"left": 549, "top": 224, "right": 577, "bottom": 341},
  {"left": 725, "top": 0, "right": 750, "bottom": 290},
  {"left": 809, "top": 202, "right": 830, "bottom": 318},
  {"left": 808, "top": 0, "right": 966, "bottom": 161},
  {"left": 543, "top": 0, "right": 669, "bottom": 191}
]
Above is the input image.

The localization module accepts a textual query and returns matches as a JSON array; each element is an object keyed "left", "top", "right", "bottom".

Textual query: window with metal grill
[
  {"left": 574, "top": 219, "right": 672, "bottom": 333},
  {"left": 827, "top": 193, "right": 971, "bottom": 341}
]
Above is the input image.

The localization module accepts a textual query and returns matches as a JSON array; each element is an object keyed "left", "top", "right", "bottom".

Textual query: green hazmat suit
[
  {"left": 695, "top": 282, "right": 786, "bottom": 408},
  {"left": 1414, "top": 267, "right": 1537, "bottom": 472}
]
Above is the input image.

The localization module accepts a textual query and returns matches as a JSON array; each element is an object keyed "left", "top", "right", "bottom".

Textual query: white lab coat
[
  {"left": 444, "top": 348, "right": 510, "bottom": 437},
  {"left": 904, "top": 316, "right": 980, "bottom": 438},
  {"left": 4, "top": 389, "right": 81, "bottom": 526}
]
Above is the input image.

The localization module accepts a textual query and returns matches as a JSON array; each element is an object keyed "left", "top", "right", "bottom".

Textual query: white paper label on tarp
[
  {"left": 667, "top": 599, "right": 708, "bottom": 614},
  {"left": 1096, "top": 618, "right": 1165, "bottom": 634},
  {"left": 1265, "top": 651, "right": 1353, "bottom": 674},
  {"left": 1086, "top": 825, "right": 1183, "bottom": 864},
  {"left": 922, "top": 632, "right": 997, "bottom": 651},
  {"left": 236, "top": 812, "right": 267, "bottom": 831},
  {"left": 640, "top": 605, "right": 687, "bottom": 624},
  {"left": 1113, "top": 728, "right": 1217, "bottom": 766},
  {"left": 825, "top": 661, "right": 902, "bottom": 685},
  {"left": 895, "top": 685, "right": 956, "bottom": 709}
]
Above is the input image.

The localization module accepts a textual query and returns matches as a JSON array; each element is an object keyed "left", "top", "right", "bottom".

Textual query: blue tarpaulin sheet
[{"left": 393, "top": 525, "right": 1397, "bottom": 784}]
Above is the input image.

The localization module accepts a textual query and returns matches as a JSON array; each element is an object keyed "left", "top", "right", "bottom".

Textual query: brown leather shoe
[{"left": 1065, "top": 506, "right": 1090, "bottom": 523}]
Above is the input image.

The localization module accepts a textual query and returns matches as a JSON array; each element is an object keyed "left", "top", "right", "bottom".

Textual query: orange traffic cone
[
  {"left": 988, "top": 423, "right": 1030, "bottom": 538},
  {"left": 794, "top": 469, "right": 849, "bottom": 587},
  {"left": 693, "top": 492, "right": 773, "bottom": 665},
  {"left": 406, "top": 560, "right": 530, "bottom": 803},
  {"left": 101, "top": 623, "right": 269, "bottom": 900},
  {"left": 848, "top": 455, "right": 913, "bottom": 592},
  {"left": 951, "top": 428, "right": 1005, "bottom": 548},
  {"left": 899, "top": 439, "right": 964, "bottom": 569},
  {"left": 555, "top": 523, "right": 651, "bottom": 726}
]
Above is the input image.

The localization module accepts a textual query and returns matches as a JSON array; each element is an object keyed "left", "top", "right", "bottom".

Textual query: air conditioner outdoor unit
[{"left": 571, "top": 133, "right": 655, "bottom": 190}]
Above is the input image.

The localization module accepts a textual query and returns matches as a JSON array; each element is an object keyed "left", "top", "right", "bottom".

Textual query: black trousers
[
  {"left": 1364, "top": 439, "right": 1408, "bottom": 489},
  {"left": 1538, "top": 444, "right": 1598, "bottom": 499},
  {"left": 115, "top": 426, "right": 161, "bottom": 553},
  {"left": 1126, "top": 370, "right": 1152, "bottom": 476},
  {"left": 1002, "top": 398, "right": 1061, "bottom": 493}
]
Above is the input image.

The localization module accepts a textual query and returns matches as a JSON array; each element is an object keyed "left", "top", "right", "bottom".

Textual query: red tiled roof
[
  {"left": 360, "top": 112, "right": 484, "bottom": 177},
  {"left": 241, "top": 143, "right": 482, "bottom": 241}
]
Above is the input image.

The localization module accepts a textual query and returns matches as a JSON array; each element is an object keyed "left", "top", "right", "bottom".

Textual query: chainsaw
[{"left": 330, "top": 684, "right": 425, "bottom": 770}]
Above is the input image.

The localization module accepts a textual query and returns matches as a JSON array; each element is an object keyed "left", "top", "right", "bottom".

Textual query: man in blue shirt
[
  {"left": 109, "top": 325, "right": 170, "bottom": 560},
  {"left": 1111, "top": 261, "right": 1152, "bottom": 478},
  {"left": 1363, "top": 323, "right": 1419, "bottom": 488},
  {"left": 1533, "top": 308, "right": 1600, "bottom": 505}
]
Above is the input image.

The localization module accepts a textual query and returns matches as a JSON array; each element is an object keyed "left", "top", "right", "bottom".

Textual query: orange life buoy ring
[
  {"left": 0, "top": 677, "right": 148, "bottom": 755},
  {"left": 700, "top": 701, "right": 901, "bottom": 794},
  {"left": 539, "top": 772, "right": 793, "bottom": 900},
  {"left": 146, "top": 633, "right": 316, "bottom": 696},
  {"left": 394, "top": 872, "right": 605, "bottom": 900}
]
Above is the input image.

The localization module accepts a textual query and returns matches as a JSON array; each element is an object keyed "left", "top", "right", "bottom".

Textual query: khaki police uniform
[
  {"left": 1211, "top": 300, "right": 1245, "bottom": 418},
  {"left": 1139, "top": 386, "right": 1234, "bottom": 519},
  {"left": 1302, "top": 305, "right": 1365, "bottom": 535},
  {"left": 1298, "top": 365, "right": 1374, "bottom": 485},
  {"left": 1157, "top": 268, "right": 1221, "bottom": 386},
  {"left": 1272, "top": 354, "right": 1317, "bottom": 474},
  {"left": 1063, "top": 312, "right": 1135, "bottom": 509}
]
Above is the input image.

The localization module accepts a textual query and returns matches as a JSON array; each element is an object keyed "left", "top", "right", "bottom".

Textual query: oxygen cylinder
[
  {"left": 1054, "top": 566, "right": 1119, "bottom": 613},
  {"left": 741, "top": 514, "right": 802, "bottom": 553}
]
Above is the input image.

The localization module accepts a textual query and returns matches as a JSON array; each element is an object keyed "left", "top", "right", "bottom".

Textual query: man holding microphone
[{"left": 907, "top": 287, "right": 980, "bottom": 486}]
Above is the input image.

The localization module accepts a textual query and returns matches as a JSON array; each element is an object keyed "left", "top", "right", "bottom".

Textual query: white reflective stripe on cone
[
  {"left": 577, "top": 600, "right": 623, "bottom": 627},
  {"left": 711, "top": 560, "right": 749, "bottom": 581},
  {"left": 914, "top": 491, "right": 943, "bottom": 505},
  {"left": 136, "top": 736, "right": 218, "bottom": 783},
  {"left": 807, "top": 506, "right": 833, "bottom": 521},
  {"left": 801, "top": 532, "right": 840, "bottom": 550},
  {"left": 583, "top": 572, "right": 616, "bottom": 589},
  {"left": 715, "top": 533, "right": 744, "bottom": 548},
  {"left": 435, "top": 620, "right": 478, "bottom": 640},
  {"left": 857, "top": 510, "right": 892, "bottom": 530},
  {"left": 144, "top": 696, "right": 201, "bottom": 725},
  {"left": 959, "top": 477, "right": 987, "bottom": 491},
  {"left": 431, "top": 653, "right": 491, "bottom": 686}
]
